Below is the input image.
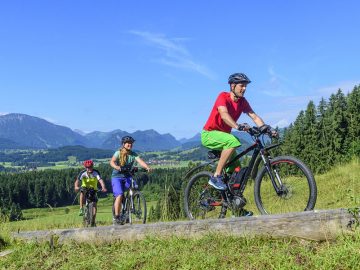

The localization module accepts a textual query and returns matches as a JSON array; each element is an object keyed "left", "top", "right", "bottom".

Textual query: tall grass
[{"left": 2, "top": 233, "right": 360, "bottom": 269}]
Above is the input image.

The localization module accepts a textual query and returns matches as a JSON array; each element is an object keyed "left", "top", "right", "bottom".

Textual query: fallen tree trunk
[{"left": 12, "top": 208, "right": 358, "bottom": 244}]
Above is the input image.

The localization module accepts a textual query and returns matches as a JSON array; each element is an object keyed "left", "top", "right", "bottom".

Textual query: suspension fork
[{"left": 260, "top": 150, "right": 283, "bottom": 194}]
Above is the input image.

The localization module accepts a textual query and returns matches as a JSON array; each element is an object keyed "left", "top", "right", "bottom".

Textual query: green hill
[{"left": 1, "top": 159, "right": 360, "bottom": 269}]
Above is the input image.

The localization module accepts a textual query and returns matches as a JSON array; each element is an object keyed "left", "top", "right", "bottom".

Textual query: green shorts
[
  {"left": 201, "top": 130, "right": 241, "bottom": 150},
  {"left": 201, "top": 130, "right": 241, "bottom": 172}
]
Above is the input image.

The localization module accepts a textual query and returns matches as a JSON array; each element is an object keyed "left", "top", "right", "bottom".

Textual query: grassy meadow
[{"left": 1, "top": 159, "right": 360, "bottom": 269}]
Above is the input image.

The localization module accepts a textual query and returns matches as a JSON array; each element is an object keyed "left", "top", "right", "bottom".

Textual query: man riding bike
[{"left": 201, "top": 72, "right": 277, "bottom": 216}]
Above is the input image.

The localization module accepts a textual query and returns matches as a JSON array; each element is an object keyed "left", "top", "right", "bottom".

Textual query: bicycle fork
[{"left": 260, "top": 151, "right": 284, "bottom": 195}]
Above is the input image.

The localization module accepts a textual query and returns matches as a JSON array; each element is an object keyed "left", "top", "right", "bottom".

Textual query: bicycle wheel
[
  {"left": 83, "top": 205, "right": 89, "bottom": 227},
  {"left": 184, "top": 171, "right": 226, "bottom": 220},
  {"left": 128, "top": 192, "right": 147, "bottom": 224},
  {"left": 83, "top": 202, "right": 95, "bottom": 227},
  {"left": 254, "top": 155, "right": 317, "bottom": 215}
]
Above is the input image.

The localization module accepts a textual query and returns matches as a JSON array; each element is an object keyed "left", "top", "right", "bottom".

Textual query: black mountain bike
[
  {"left": 82, "top": 187, "right": 99, "bottom": 227},
  {"left": 112, "top": 167, "right": 147, "bottom": 225},
  {"left": 184, "top": 126, "right": 317, "bottom": 219}
]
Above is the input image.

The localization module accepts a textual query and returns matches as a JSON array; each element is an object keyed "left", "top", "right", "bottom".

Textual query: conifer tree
[
  {"left": 316, "top": 97, "right": 331, "bottom": 172},
  {"left": 302, "top": 101, "right": 319, "bottom": 171},
  {"left": 325, "top": 89, "right": 348, "bottom": 164},
  {"left": 346, "top": 85, "right": 360, "bottom": 156}
]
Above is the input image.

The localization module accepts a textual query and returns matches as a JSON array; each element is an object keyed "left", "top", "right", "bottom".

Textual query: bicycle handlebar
[
  {"left": 247, "top": 126, "right": 278, "bottom": 138},
  {"left": 120, "top": 166, "right": 148, "bottom": 174},
  {"left": 82, "top": 187, "right": 107, "bottom": 193}
]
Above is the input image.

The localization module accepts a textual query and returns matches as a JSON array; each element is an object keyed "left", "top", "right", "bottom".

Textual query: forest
[
  {"left": 0, "top": 85, "right": 359, "bottom": 221},
  {"left": 276, "top": 85, "right": 360, "bottom": 173}
]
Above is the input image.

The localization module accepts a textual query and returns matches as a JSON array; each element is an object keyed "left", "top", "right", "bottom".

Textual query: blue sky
[{"left": 1, "top": 1, "right": 359, "bottom": 140}]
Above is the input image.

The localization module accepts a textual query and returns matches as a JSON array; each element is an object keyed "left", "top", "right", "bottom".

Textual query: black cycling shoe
[{"left": 113, "top": 215, "right": 123, "bottom": 225}]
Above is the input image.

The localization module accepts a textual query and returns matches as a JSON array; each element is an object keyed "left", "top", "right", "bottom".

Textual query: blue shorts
[{"left": 111, "top": 177, "right": 131, "bottom": 197}]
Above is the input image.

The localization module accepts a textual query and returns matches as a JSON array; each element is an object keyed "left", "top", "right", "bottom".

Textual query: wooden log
[{"left": 12, "top": 208, "right": 358, "bottom": 244}]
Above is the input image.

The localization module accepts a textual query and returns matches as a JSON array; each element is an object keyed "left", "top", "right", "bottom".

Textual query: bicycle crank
[{"left": 231, "top": 195, "right": 247, "bottom": 210}]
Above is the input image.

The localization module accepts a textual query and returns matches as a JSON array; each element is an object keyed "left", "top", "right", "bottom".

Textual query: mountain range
[
  {"left": 0, "top": 113, "right": 252, "bottom": 152},
  {"left": 0, "top": 113, "right": 197, "bottom": 151}
]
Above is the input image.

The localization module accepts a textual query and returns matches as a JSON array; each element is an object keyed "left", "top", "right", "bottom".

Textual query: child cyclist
[
  {"left": 74, "top": 160, "right": 107, "bottom": 218},
  {"left": 109, "top": 136, "right": 151, "bottom": 225}
]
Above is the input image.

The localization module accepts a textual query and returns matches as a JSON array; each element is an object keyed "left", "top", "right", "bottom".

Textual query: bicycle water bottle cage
[{"left": 208, "top": 150, "right": 221, "bottom": 159}]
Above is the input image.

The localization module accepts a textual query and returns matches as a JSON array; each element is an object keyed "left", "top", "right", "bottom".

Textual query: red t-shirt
[{"left": 203, "top": 92, "right": 253, "bottom": 133}]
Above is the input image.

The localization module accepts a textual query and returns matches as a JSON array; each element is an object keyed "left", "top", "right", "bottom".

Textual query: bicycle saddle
[{"left": 208, "top": 150, "right": 221, "bottom": 159}]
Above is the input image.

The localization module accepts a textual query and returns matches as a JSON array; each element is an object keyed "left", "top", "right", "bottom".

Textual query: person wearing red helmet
[
  {"left": 109, "top": 136, "right": 151, "bottom": 225},
  {"left": 74, "top": 160, "right": 107, "bottom": 216}
]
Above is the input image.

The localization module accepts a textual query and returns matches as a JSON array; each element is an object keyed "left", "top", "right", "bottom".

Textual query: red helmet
[{"left": 83, "top": 160, "right": 94, "bottom": 168}]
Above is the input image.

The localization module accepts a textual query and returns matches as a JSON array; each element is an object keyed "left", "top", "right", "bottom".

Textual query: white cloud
[
  {"left": 259, "top": 66, "right": 296, "bottom": 97},
  {"left": 129, "top": 30, "right": 216, "bottom": 79},
  {"left": 0, "top": 112, "right": 9, "bottom": 115},
  {"left": 316, "top": 81, "right": 360, "bottom": 97},
  {"left": 264, "top": 80, "right": 360, "bottom": 128},
  {"left": 263, "top": 109, "right": 300, "bottom": 128},
  {"left": 272, "top": 119, "right": 289, "bottom": 128}
]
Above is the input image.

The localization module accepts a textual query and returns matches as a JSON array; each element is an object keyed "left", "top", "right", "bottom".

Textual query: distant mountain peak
[
  {"left": 73, "top": 129, "right": 87, "bottom": 136},
  {"left": 0, "top": 113, "right": 199, "bottom": 152},
  {"left": 0, "top": 113, "right": 86, "bottom": 148}
]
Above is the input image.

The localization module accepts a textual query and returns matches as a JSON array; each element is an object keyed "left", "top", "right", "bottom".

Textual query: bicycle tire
[
  {"left": 83, "top": 205, "right": 88, "bottom": 227},
  {"left": 90, "top": 202, "right": 96, "bottom": 227},
  {"left": 254, "top": 155, "right": 317, "bottom": 215},
  {"left": 129, "top": 192, "right": 147, "bottom": 224},
  {"left": 184, "top": 171, "right": 225, "bottom": 220},
  {"left": 83, "top": 202, "right": 95, "bottom": 227}
]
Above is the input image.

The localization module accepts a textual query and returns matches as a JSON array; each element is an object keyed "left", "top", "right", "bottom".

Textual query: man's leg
[
  {"left": 214, "top": 147, "right": 236, "bottom": 176},
  {"left": 201, "top": 130, "right": 241, "bottom": 190}
]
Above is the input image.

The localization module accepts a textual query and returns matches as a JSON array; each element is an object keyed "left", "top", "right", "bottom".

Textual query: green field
[
  {"left": 1, "top": 159, "right": 360, "bottom": 269},
  {"left": 0, "top": 147, "right": 202, "bottom": 172}
]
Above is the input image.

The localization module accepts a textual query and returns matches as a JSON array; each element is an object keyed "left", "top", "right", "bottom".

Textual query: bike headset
[{"left": 228, "top": 73, "right": 251, "bottom": 99}]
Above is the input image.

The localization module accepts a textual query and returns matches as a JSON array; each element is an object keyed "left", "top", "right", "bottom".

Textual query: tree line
[
  {"left": 0, "top": 164, "right": 189, "bottom": 221},
  {"left": 276, "top": 85, "right": 360, "bottom": 173}
]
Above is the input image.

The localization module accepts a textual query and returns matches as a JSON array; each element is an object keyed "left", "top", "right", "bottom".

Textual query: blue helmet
[{"left": 228, "top": 73, "right": 251, "bottom": 84}]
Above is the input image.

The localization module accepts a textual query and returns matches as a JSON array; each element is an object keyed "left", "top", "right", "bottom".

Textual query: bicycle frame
[
  {"left": 113, "top": 167, "right": 147, "bottom": 225},
  {"left": 122, "top": 177, "right": 136, "bottom": 222},
  {"left": 223, "top": 137, "right": 281, "bottom": 194}
]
